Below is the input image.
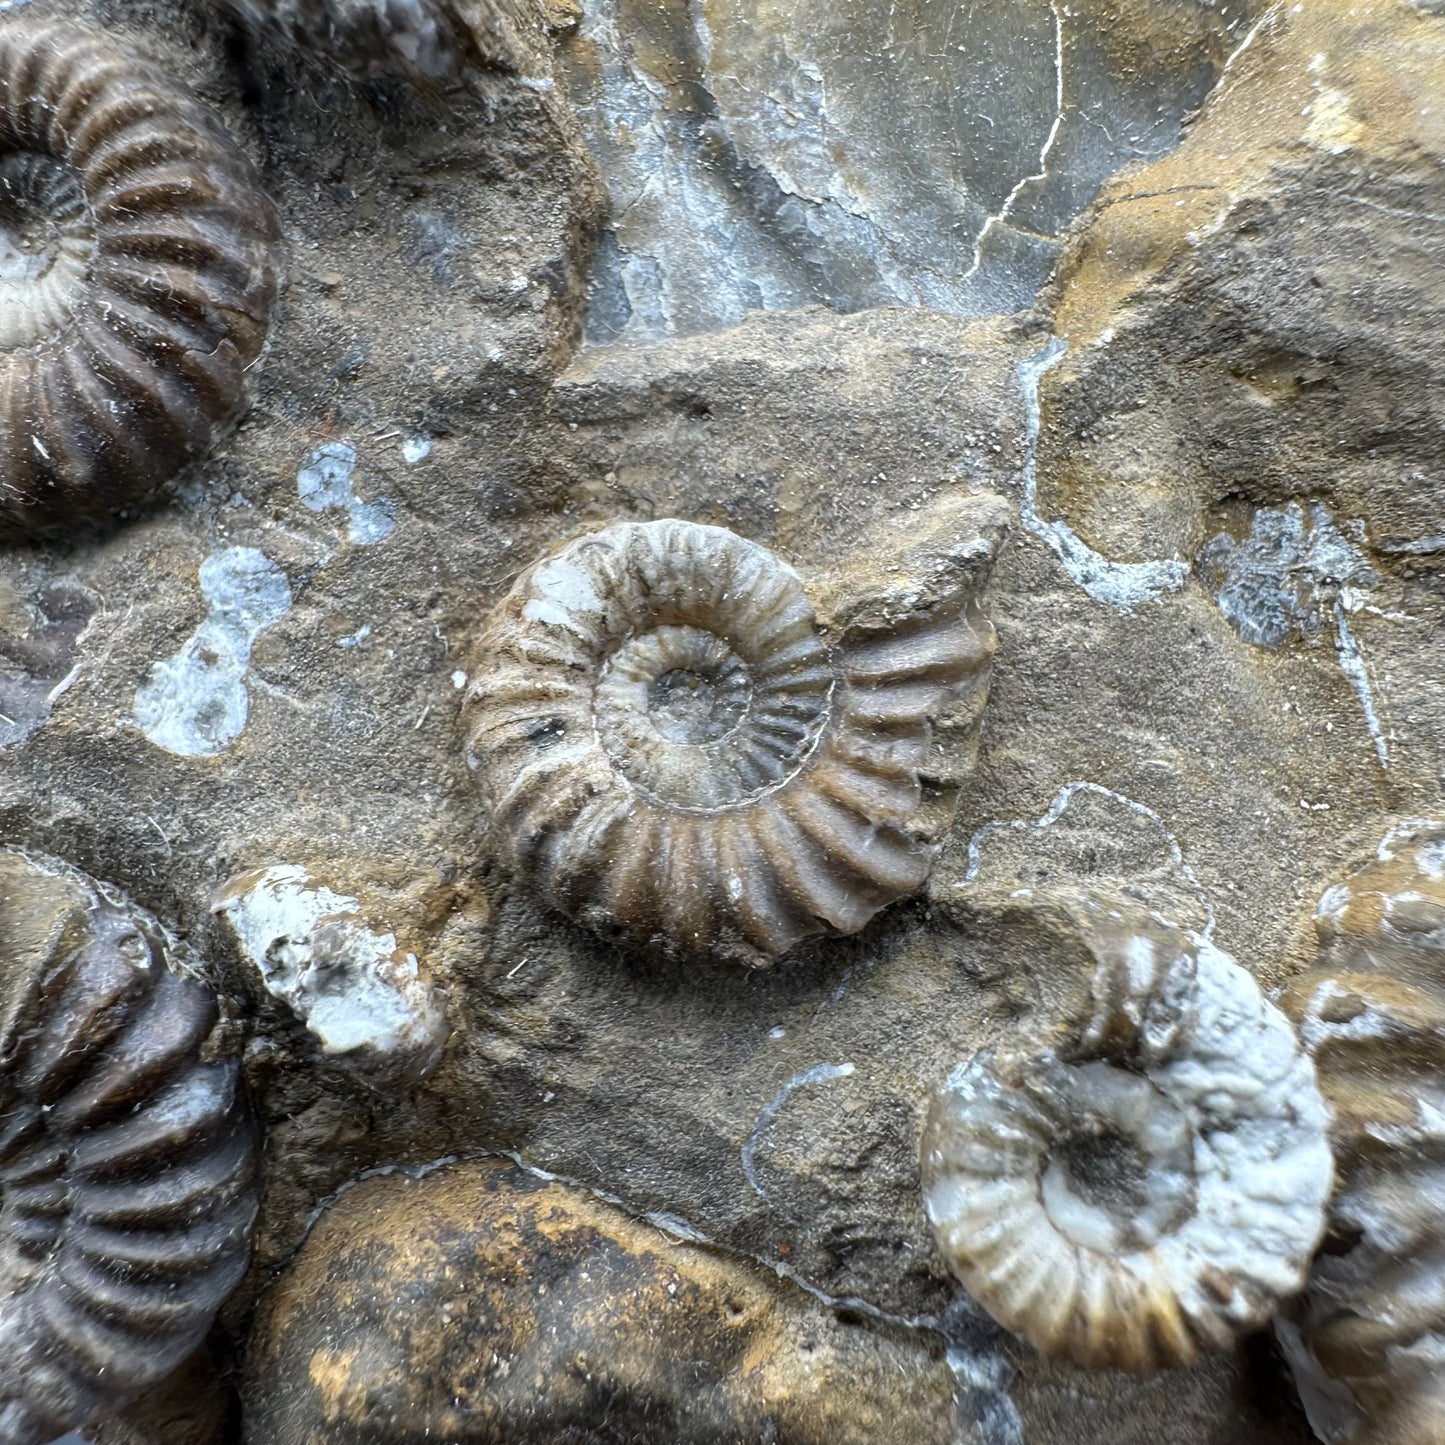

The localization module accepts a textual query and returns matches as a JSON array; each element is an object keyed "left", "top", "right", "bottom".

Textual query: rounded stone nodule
[
  {"left": 462, "top": 517, "right": 999, "bottom": 965},
  {"left": 0, "top": 848, "right": 260, "bottom": 1444},
  {"left": 0, "top": 20, "right": 280, "bottom": 542},
  {"left": 922, "top": 888, "right": 1332, "bottom": 1374},
  {"left": 244, "top": 1157, "right": 958, "bottom": 1445}
]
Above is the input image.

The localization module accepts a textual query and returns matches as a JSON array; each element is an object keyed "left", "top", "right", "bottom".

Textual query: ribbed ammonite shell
[
  {"left": 463, "top": 518, "right": 998, "bottom": 964},
  {"left": 0, "top": 848, "right": 260, "bottom": 1445},
  {"left": 0, "top": 20, "right": 279, "bottom": 540},
  {"left": 922, "top": 889, "right": 1332, "bottom": 1373},
  {"left": 1277, "top": 823, "right": 1445, "bottom": 1444}
]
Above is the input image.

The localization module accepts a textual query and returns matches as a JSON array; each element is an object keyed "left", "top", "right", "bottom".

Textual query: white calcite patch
[
  {"left": 1017, "top": 338, "right": 1189, "bottom": 614},
  {"left": 214, "top": 865, "right": 449, "bottom": 1084},
  {"left": 133, "top": 547, "right": 292, "bottom": 758},
  {"left": 298, "top": 441, "right": 396, "bottom": 545}
]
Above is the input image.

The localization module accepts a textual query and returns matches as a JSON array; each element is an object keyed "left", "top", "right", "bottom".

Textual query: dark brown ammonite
[
  {"left": 0, "top": 848, "right": 260, "bottom": 1444},
  {"left": 0, "top": 20, "right": 279, "bottom": 540}
]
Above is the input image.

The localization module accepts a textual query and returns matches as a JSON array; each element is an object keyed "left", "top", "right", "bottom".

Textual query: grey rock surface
[{"left": 0, "top": 0, "right": 1440, "bottom": 1440}]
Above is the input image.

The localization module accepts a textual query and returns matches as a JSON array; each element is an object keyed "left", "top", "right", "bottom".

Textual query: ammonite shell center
[
  {"left": 0, "top": 153, "right": 93, "bottom": 348},
  {"left": 619, "top": 625, "right": 755, "bottom": 745},
  {"left": 648, "top": 664, "right": 748, "bottom": 743},
  {"left": 1035, "top": 1062, "right": 1195, "bottom": 1255},
  {"left": 593, "top": 621, "right": 834, "bottom": 813}
]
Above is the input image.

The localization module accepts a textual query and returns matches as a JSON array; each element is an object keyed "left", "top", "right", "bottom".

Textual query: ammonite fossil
[
  {"left": 0, "top": 848, "right": 260, "bottom": 1444},
  {"left": 1277, "top": 823, "right": 1445, "bottom": 1444},
  {"left": 0, "top": 20, "right": 279, "bottom": 540},
  {"left": 922, "top": 888, "right": 1332, "bottom": 1373},
  {"left": 462, "top": 517, "right": 998, "bottom": 964},
  {"left": 219, "top": 0, "right": 525, "bottom": 82}
]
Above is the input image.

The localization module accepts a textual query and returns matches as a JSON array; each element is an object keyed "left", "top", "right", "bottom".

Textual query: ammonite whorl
[
  {"left": 221, "top": 0, "right": 525, "bottom": 82},
  {"left": 1278, "top": 824, "right": 1445, "bottom": 1443},
  {"left": 0, "top": 20, "right": 279, "bottom": 540},
  {"left": 463, "top": 518, "right": 998, "bottom": 964},
  {"left": 922, "top": 889, "right": 1332, "bottom": 1373},
  {"left": 0, "top": 848, "right": 260, "bottom": 1445}
]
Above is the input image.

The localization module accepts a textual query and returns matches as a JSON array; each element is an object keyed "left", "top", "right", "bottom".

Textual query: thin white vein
[
  {"left": 959, "top": 779, "right": 1217, "bottom": 939},
  {"left": 1214, "top": 2, "right": 1285, "bottom": 102},
  {"left": 741, "top": 1062, "right": 855, "bottom": 1201},
  {"left": 958, "top": 0, "right": 1066, "bottom": 285},
  {"left": 1017, "top": 337, "right": 1189, "bottom": 613},
  {"left": 1331, "top": 597, "right": 1390, "bottom": 769}
]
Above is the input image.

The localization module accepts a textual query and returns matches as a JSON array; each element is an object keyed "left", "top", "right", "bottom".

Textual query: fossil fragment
[
  {"left": 213, "top": 864, "right": 450, "bottom": 1085},
  {"left": 1277, "top": 823, "right": 1445, "bottom": 1444},
  {"left": 0, "top": 20, "right": 279, "bottom": 541},
  {"left": 0, "top": 848, "right": 260, "bottom": 1445},
  {"left": 463, "top": 515, "right": 1000, "bottom": 964},
  {"left": 244, "top": 1157, "right": 958, "bottom": 1445},
  {"left": 218, "top": 0, "right": 531, "bottom": 81},
  {"left": 922, "top": 888, "right": 1332, "bottom": 1373}
]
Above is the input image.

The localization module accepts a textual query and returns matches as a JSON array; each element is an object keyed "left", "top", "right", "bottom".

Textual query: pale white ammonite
[
  {"left": 1278, "top": 823, "right": 1445, "bottom": 1444},
  {"left": 922, "top": 889, "right": 1332, "bottom": 1373},
  {"left": 462, "top": 518, "right": 998, "bottom": 964}
]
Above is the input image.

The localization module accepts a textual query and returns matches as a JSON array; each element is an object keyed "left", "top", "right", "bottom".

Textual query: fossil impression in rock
[
  {"left": 219, "top": 0, "right": 528, "bottom": 81},
  {"left": 1277, "top": 823, "right": 1445, "bottom": 1444},
  {"left": 0, "top": 848, "right": 260, "bottom": 1445},
  {"left": 0, "top": 20, "right": 279, "bottom": 541},
  {"left": 463, "top": 516, "right": 999, "bottom": 964},
  {"left": 922, "top": 888, "right": 1332, "bottom": 1373}
]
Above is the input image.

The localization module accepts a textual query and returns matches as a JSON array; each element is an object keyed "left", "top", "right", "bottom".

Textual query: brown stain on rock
[{"left": 1038, "top": 0, "right": 1445, "bottom": 563}]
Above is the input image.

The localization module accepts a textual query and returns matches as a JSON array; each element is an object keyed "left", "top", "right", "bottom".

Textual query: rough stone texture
[
  {"left": 560, "top": 0, "right": 1262, "bottom": 340},
  {"left": 1034, "top": 0, "right": 1445, "bottom": 782},
  {"left": 0, "top": 0, "right": 1439, "bottom": 1438},
  {"left": 245, "top": 1158, "right": 959, "bottom": 1443}
]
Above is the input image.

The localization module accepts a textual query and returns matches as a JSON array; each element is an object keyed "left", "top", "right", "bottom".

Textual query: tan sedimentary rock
[{"left": 923, "top": 887, "right": 1332, "bottom": 1373}]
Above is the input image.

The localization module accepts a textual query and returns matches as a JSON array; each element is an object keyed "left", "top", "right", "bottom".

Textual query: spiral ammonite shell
[
  {"left": 463, "top": 518, "right": 997, "bottom": 964},
  {"left": 1277, "top": 823, "right": 1445, "bottom": 1444},
  {"left": 0, "top": 848, "right": 260, "bottom": 1445},
  {"left": 922, "top": 889, "right": 1332, "bottom": 1373},
  {"left": 0, "top": 20, "right": 280, "bottom": 540}
]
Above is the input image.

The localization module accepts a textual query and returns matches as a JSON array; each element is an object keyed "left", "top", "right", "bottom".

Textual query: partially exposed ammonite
[
  {"left": 0, "top": 20, "right": 279, "bottom": 540},
  {"left": 463, "top": 516, "right": 999, "bottom": 964},
  {"left": 219, "top": 0, "right": 527, "bottom": 82},
  {"left": 1277, "top": 823, "right": 1445, "bottom": 1444},
  {"left": 0, "top": 848, "right": 260, "bottom": 1444},
  {"left": 922, "top": 888, "right": 1332, "bottom": 1373}
]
